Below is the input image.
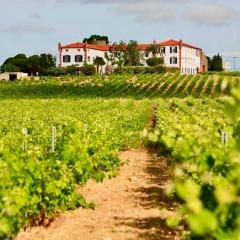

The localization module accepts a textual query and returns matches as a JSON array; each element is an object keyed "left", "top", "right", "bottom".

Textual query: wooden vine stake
[
  {"left": 22, "top": 128, "right": 28, "bottom": 151},
  {"left": 221, "top": 132, "right": 229, "bottom": 152},
  {"left": 52, "top": 126, "right": 56, "bottom": 153}
]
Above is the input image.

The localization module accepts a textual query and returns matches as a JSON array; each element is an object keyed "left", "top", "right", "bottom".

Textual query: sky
[{"left": 0, "top": 0, "right": 240, "bottom": 68}]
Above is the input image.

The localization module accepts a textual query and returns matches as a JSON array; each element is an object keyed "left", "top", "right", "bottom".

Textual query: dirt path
[{"left": 17, "top": 150, "right": 181, "bottom": 240}]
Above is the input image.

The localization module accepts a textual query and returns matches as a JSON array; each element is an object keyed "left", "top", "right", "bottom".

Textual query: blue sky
[{"left": 0, "top": 0, "right": 240, "bottom": 66}]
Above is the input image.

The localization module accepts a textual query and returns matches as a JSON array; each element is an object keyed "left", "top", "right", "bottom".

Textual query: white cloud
[
  {"left": 0, "top": 13, "right": 54, "bottom": 34},
  {"left": 184, "top": 4, "right": 239, "bottom": 26},
  {"left": 118, "top": 2, "right": 177, "bottom": 22},
  {"left": 0, "top": 23, "right": 54, "bottom": 34},
  {"left": 222, "top": 51, "right": 240, "bottom": 57},
  {"left": 54, "top": 0, "right": 239, "bottom": 25}
]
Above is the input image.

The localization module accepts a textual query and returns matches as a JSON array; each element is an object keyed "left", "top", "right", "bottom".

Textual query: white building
[
  {"left": 58, "top": 42, "right": 110, "bottom": 68},
  {"left": 58, "top": 39, "right": 208, "bottom": 74},
  {"left": 0, "top": 72, "right": 28, "bottom": 81}
]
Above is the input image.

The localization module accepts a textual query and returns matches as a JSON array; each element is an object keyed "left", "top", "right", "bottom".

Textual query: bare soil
[{"left": 17, "top": 149, "right": 182, "bottom": 240}]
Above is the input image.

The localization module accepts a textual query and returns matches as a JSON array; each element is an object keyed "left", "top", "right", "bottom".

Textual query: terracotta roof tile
[
  {"left": 60, "top": 42, "right": 110, "bottom": 51},
  {"left": 59, "top": 39, "right": 202, "bottom": 52}
]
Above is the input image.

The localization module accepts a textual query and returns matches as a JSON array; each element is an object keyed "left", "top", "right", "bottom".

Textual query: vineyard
[
  {"left": 0, "top": 73, "right": 239, "bottom": 99},
  {"left": 0, "top": 98, "right": 150, "bottom": 239},
  {"left": 0, "top": 73, "right": 240, "bottom": 239},
  {"left": 145, "top": 94, "right": 240, "bottom": 239}
]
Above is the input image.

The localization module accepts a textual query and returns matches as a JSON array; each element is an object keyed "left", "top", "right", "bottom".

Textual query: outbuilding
[{"left": 0, "top": 72, "right": 28, "bottom": 81}]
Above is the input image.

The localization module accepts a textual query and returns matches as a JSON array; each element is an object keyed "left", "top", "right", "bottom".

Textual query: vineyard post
[
  {"left": 221, "top": 132, "right": 229, "bottom": 151},
  {"left": 52, "top": 126, "right": 56, "bottom": 153},
  {"left": 22, "top": 128, "right": 28, "bottom": 151}
]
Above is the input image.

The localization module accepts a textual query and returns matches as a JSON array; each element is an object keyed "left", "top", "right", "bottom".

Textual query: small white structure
[
  {"left": 223, "top": 61, "right": 231, "bottom": 71},
  {"left": 0, "top": 72, "right": 28, "bottom": 81},
  {"left": 58, "top": 39, "right": 208, "bottom": 75}
]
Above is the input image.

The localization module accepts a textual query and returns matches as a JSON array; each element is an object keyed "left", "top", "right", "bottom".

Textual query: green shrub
[
  {"left": 146, "top": 57, "right": 164, "bottom": 67},
  {"left": 114, "top": 65, "right": 166, "bottom": 74},
  {"left": 80, "top": 64, "right": 96, "bottom": 76},
  {"left": 152, "top": 65, "right": 167, "bottom": 74}
]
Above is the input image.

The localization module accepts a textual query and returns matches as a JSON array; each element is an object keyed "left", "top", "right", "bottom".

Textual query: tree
[
  {"left": 208, "top": 54, "right": 223, "bottom": 71},
  {"left": 105, "top": 41, "right": 126, "bottom": 67},
  {"left": 124, "top": 40, "right": 142, "bottom": 66},
  {"left": 83, "top": 35, "right": 109, "bottom": 44},
  {"left": 12, "top": 54, "right": 28, "bottom": 71},
  {"left": 39, "top": 54, "right": 56, "bottom": 75},
  {"left": 1, "top": 53, "right": 56, "bottom": 75},
  {"left": 146, "top": 57, "right": 164, "bottom": 67},
  {"left": 93, "top": 56, "right": 105, "bottom": 74},
  {"left": 146, "top": 43, "right": 163, "bottom": 58},
  {"left": 1, "top": 62, "right": 20, "bottom": 72},
  {"left": 1, "top": 54, "right": 28, "bottom": 72},
  {"left": 26, "top": 55, "right": 40, "bottom": 76},
  {"left": 105, "top": 40, "right": 143, "bottom": 67}
]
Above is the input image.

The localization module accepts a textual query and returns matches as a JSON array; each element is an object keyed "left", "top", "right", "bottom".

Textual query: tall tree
[
  {"left": 124, "top": 40, "right": 142, "bottom": 66},
  {"left": 39, "top": 54, "right": 56, "bottom": 75},
  {"left": 210, "top": 54, "right": 223, "bottom": 71},
  {"left": 105, "top": 41, "right": 126, "bottom": 67},
  {"left": 146, "top": 43, "right": 163, "bottom": 58},
  {"left": 26, "top": 55, "right": 40, "bottom": 76}
]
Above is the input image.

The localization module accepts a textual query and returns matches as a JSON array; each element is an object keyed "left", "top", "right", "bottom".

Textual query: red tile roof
[
  {"left": 159, "top": 39, "right": 202, "bottom": 50},
  {"left": 159, "top": 39, "right": 180, "bottom": 46},
  {"left": 59, "top": 39, "right": 201, "bottom": 52},
  {"left": 60, "top": 42, "right": 85, "bottom": 48},
  {"left": 138, "top": 44, "right": 150, "bottom": 51},
  {"left": 60, "top": 42, "right": 110, "bottom": 51}
]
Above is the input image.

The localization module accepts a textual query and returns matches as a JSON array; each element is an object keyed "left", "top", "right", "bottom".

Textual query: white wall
[
  {"left": 86, "top": 49, "right": 107, "bottom": 64},
  {"left": 61, "top": 48, "right": 85, "bottom": 67},
  {"left": 163, "top": 46, "right": 179, "bottom": 68},
  {"left": 0, "top": 72, "right": 28, "bottom": 81},
  {"left": 61, "top": 48, "right": 108, "bottom": 67},
  {"left": 181, "top": 47, "right": 201, "bottom": 75}
]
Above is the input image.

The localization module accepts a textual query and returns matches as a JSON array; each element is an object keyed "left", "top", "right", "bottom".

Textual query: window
[
  {"left": 145, "top": 53, "right": 149, "bottom": 58},
  {"left": 162, "top": 47, "right": 166, "bottom": 54},
  {"left": 63, "top": 55, "right": 71, "bottom": 63},
  {"left": 170, "top": 57, "right": 178, "bottom": 64},
  {"left": 75, "top": 55, "right": 83, "bottom": 63},
  {"left": 88, "top": 56, "right": 91, "bottom": 62},
  {"left": 65, "top": 49, "right": 69, "bottom": 52},
  {"left": 170, "top": 46, "right": 178, "bottom": 53},
  {"left": 77, "top": 49, "right": 81, "bottom": 52}
]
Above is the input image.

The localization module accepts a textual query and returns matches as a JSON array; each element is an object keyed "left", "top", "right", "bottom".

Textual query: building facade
[
  {"left": 0, "top": 72, "right": 28, "bottom": 81},
  {"left": 58, "top": 39, "right": 208, "bottom": 74}
]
